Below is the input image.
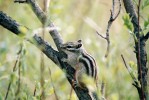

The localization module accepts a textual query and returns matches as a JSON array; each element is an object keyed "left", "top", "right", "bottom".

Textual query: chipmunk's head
[{"left": 60, "top": 40, "right": 83, "bottom": 53}]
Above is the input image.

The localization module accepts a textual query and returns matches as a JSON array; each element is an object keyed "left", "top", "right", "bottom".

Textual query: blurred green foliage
[{"left": 0, "top": 0, "right": 149, "bottom": 100}]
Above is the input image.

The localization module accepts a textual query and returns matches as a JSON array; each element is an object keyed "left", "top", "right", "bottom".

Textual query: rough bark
[{"left": 123, "top": 0, "right": 148, "bottom": 99}]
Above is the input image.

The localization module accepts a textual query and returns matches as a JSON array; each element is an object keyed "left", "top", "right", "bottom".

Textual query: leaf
[
  {"left": 144, "top": 16, "right": 149, "bottom": 28},
  {"left": 122, "top": 13, "right": 134, "bottom": 32},
  {"left": 128, "top": 61, "right": 137, "bottom": 80},
  {"left": 128, "top": 61, "right": 137, "bottom": 69}
]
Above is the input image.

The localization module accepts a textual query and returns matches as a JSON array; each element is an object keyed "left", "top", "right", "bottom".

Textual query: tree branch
[
  {"left": 14, "top": 0, "right": 63, "bottom": 51},
  {"left": 0, "top": 11, "right": 60, "bottom": 66},
  {"left": 123, "top": 0, "right": 148, "bottom": 99}
]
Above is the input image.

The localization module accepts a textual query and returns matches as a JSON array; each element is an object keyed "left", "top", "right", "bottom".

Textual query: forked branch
[{"left": 97, "top": 0, "right": 121, "bottom": 57}]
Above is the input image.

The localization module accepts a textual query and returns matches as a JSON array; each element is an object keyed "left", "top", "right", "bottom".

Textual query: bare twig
[
  {"left": 5, "top": 82, "right": 11, "bottom": 100},
  {"left": 121, "top": 54, "right": 141, "bottom": 90},
  {"left": 48, "top": 68, "right": 59, "bottom": 100},
  {"left": 15, "top": 44, "right": 23, "bottom": 98},
  {"left": 97, "top": 0, "right": 121, "bottom": 57},
  {"left": 40, "top": 0, "right": 49, "bottom": 99},
  {"left": 33, "top": 86, "right": 36, "bottom": 96},
  {"left": 15, "top": 60, "right": 21, "bottom": 97},
  {"left": 101, "top": 81, "right": 106, "bottom": 100},
  {"left": 40, "top": 53, "right": 45, "bottom": 100},
  {"left": 96, "top": 31, "right": 106, "bottom": 39},
  {"left": 121, "top": 55, "right": 137, "bottom": 81},
  {"left": 5, "top": 45, "right": 22, "bottom": 100}
]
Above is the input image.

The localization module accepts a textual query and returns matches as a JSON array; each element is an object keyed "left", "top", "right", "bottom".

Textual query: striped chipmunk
[{"left": 60, "top": 40, "right": 98, "bottom": 89}]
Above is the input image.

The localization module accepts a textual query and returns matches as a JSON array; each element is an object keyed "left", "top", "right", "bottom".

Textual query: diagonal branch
[
  {"left": 0, "top": 11, "right": 60, "bottom": 66},
  {"left": 14, "top": 0, "right": 63, "bottom": 51}
]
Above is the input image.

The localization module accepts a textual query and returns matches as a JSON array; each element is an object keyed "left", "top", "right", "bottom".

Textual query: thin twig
[
  {"left": 113, "top": 0, "right": 121, "bottom": 20},
  {"left": 5, "top": 45, "right": 22, "bottom": 100},
  {"left": 121, "top": 54, "right": 141, "bottom": 90},
  {"left": 97, "top": 0, "right": 121, "bottom": 57},
  {"left": 40, "top": 0, "right": 48, "bottom": 99},
  {"left": 121, "top": 55, "right": 136, "bottom": 80},
  {"left": 48, "top": 68, "right": 59, "bottom": 100},
  {"left": 105, "top": 0, "right": 121, "bottom": 57},
  {"left": 5, "top": 82, "right": 12, "bottom": 100},
  {"left": 101, "top": 81, "right": 105, "bottom": 100},
  {"left": 33, "top": 86, "right": 36, "bottom": 96},
  {"left": 15, "top": 48, "right": 22, "bottom": 98},
  {"left": 15, "top": 44, "right": 24, "bottom": 97},
  {"left": 96, "top": 31, "right": 106, "bottom": 39}
]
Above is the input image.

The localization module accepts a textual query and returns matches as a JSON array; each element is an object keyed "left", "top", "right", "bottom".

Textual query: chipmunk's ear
[{"left": 78, "top": 40, "right": 82, "bottom": 43}]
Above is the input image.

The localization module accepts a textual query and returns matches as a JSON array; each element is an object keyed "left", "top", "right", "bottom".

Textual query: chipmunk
[{"left": 60, "top": 40, "right": 98, "bottom": 89}]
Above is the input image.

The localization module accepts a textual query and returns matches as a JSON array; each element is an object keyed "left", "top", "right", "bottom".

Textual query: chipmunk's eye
[
  {"left": 67, "top": 46, "right": 72, "bottom": 48},
  {"left": 76, "top": 44, "right": 82, "bottom": 48}
]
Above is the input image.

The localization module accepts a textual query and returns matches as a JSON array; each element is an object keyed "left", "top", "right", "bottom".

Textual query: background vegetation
[{"left": 0, "top": 0, "right": 148, "bottom": 100}]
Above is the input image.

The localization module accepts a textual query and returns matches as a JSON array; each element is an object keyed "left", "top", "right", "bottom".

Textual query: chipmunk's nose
[{"left": 60, "top": 44, "right": 65, "bottom": 48}]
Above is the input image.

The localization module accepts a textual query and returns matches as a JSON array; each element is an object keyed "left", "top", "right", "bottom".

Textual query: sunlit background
[{"left": 0, "top": 0, "right": 149, "bottom": 100}]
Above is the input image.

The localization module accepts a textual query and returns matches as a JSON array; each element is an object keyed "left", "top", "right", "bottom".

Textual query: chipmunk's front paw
[
  {"left": 72, "top": 79, "right": 78, "bottom": 88},
  {"left": 72, "top": 79, "right": 87, "bottom": 90}
]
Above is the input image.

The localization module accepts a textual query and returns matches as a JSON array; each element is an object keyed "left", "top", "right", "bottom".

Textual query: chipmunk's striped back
[{"left": 78, "top": 52, "right": 97, "bottom": 80}]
